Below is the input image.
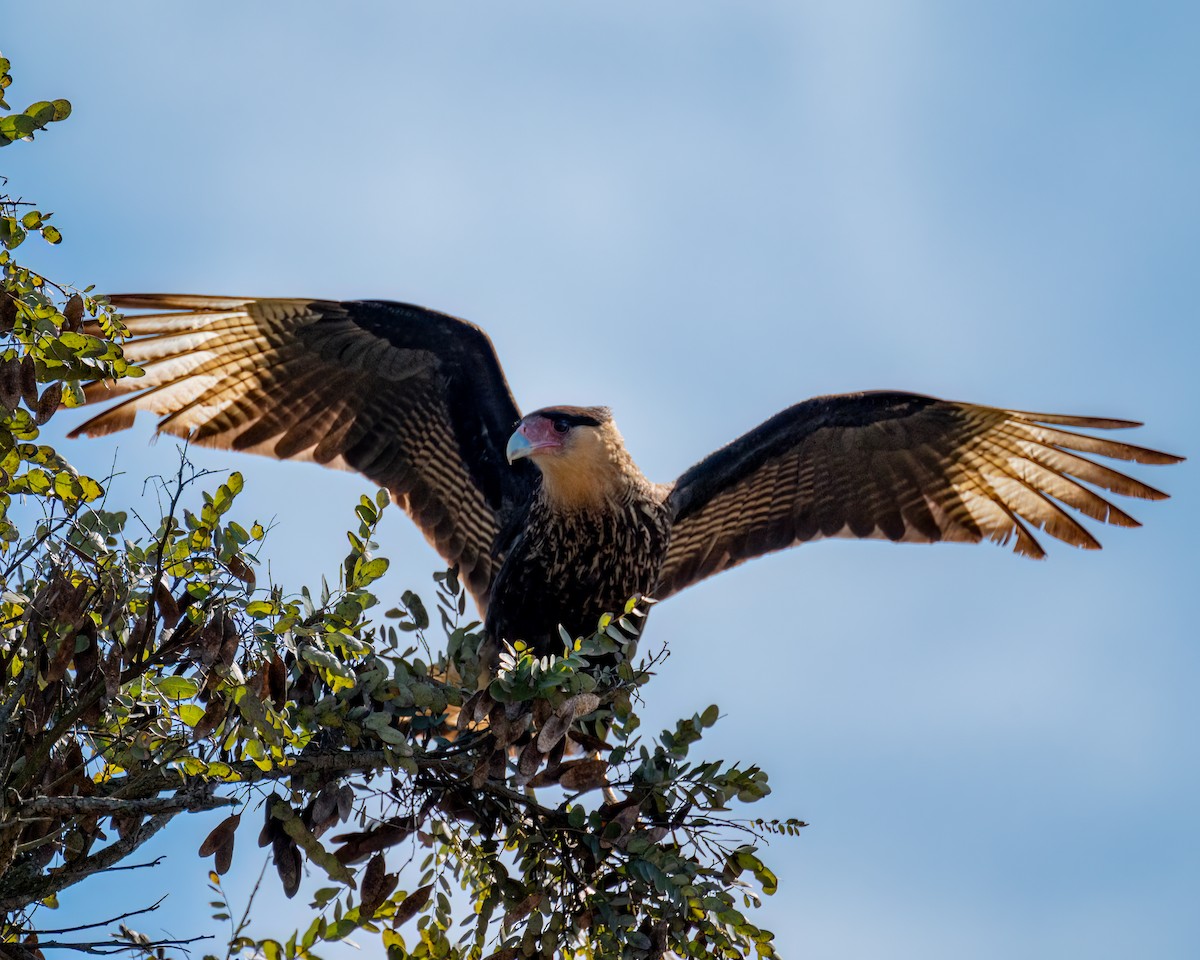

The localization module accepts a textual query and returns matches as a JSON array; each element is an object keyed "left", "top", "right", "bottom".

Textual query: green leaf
[
  {"left": 177, "top": 704, "right": 205, "bottom": 726},
  {"left": 156, "top": 676, "right": 200, "bottom": 700},
  {"left": 246, "top": 599, "right": 277, "bottom": 618},
  {"left": 76, "top": 475, "right": 102, "bottom": 501},
  {"left": 354, "top": 556, "right": 389, "bottom": 586},
  {"left": 1, "top": 113, "right": 35, "bottom": 140},
  {"left": 53, "top": 471, "right": 80, "bottom": 500},
  {"left": 25, "top": 101, "right": 56, "bottom": 126}
]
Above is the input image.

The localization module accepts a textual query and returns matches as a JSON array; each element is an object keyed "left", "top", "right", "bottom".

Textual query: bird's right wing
[
  {"left": 656, "top": 391, "right": 1181, "bottom": 600},
  {"left": 71, "top": 295, "right": 537, "bottom": 612}
]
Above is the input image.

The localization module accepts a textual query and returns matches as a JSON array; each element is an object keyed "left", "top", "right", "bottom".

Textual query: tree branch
[
  {"left": 14, "top": 895, "right": 167, "bottom": 935},
  {"left": 16, "top": 935, "right": 211, "bottom": 956},
  {"left": 16, "top": 792, "right": 235, "bottom": 820}
]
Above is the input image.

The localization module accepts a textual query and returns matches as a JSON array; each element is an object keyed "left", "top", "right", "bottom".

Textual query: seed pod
[
  {"left": 358, "top": 853, "right": 398, "bottom": 920},
  {"left": 335, "top": 785, "right": 355, "bottom": 822},
  {"left": 557, "top": 759, "right": 610, "bottom": 793},
  {"left": 458, "top": 689, "right": 484, "bottom": 732},
  {"left": 392, "top": 884, "right": 432, "bottom": 928},
  {"left": 535, "top": 712, "right": 571, "bottom": 754},
  {"left": 153, "top": 579, "right": 180, "bottom": 628},
  {"left": 558, "top": 692, "right": 600, "bottom": 721},
  {"left": 272, "top": 835, "right": 302, "bottom": 898},
  {"left": 19, "top": 355, "right": 38, "bottom": 410},
  {"left": 218, "top": 613, "right": 240, "bottom": 669},
  {"left": 0, "top": 293, "right": 16, "bottom": 333},
  {"left": 63, "top": 294, "right": 84, "bottom": 332},
  {"left": 267, "top": 654, "right": 288, "bottom": 708},
  {"left": 34, "top": 383, "right": 62, "bottom": 425},
  {"left": 226, "top": 554, "right": 255, "bottom": 586},
  {"left": 0, "top": 357, "right": 20, "bottom": 413},
  {"left": 516, "top": 741, "right": 543, "bottom": 780},
  {"left": 198, "top": 812, "right": 241, "bottom": 876},
  {"left": 503, "top": 893, "right": 542, "bottom": 929},
  {"left": 191, "top": 696, "right": 227, "bottom": 741}
]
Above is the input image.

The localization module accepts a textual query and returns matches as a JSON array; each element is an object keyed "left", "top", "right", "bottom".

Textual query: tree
[{"left": 0, "top": 55, "right": 796, "bottom": 960}]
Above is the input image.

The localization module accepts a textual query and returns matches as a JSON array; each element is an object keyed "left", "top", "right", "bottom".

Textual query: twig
[
  {"left": 99, "top": 856, "right": 166, "bottom": 873},
  {"left": 222, "top": 860, "right": 269, "bottom": 960},
  {"left": 22, "top": 934, "right": 210, "bottom": 956},
  {"left": 13, "top": 895, "right": 167, "bottom": 935}
]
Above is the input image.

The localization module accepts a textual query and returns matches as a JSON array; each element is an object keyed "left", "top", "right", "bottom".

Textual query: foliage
[
  {"left": 0, "top": 56, "right": 72, "bottom": 152},
  {"left": 0, "top": 54, "right": 802, "bottom": 960}
]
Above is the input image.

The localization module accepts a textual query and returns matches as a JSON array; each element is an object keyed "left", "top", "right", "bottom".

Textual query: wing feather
[
  {"left": 72, "top": 295, "right": 536, "bottom": 611},
  {"left": 657, "top": 391, "right": 1181, "bottom": 599}
]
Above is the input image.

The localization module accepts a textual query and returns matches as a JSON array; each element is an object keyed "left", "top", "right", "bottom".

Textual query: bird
[{"left": 71, "top": 294, "right": 1182, "bottom": 659}]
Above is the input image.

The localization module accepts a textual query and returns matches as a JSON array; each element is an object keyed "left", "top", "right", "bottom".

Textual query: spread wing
[
  {"left": 71, "top": 294, "right": 536, "bottom": 611},
  {"left": 656, "top": 391, "right": 1181, "bottom": 599}
]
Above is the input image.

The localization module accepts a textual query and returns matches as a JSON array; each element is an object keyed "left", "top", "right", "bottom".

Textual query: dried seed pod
[
  {"left": 19, "top": 355, "right": 38, "bottom": 410},
  {"left": 528, "top": 764, "right": 566, "bottom": 789},
  {"left": 218, "top": 613, "right": 240, "bottom": 669},
  {"left": 600, "top": 804, "right": 640, "bottom": 850},
  {"left": 392, "top": 884, "right": 432, "bottom": 928},
  {"left": 267, "top": 655, "right": 288, "bottom": 708},
  {"left": 272, "top": 835, "right": 302, "bottom": 898},
  {"left": 0, "top": 293, "right": 16, "bottom": 334},
  {"left": 153, "top": 579, "right": 180, "bottom": 629},
  {"left": 515, "top": 741, "right": 543, "bottom": 782},
  {"left": 0, "top": 357, "right": 21, "bottom": 413},
  {"left": 557, "top": 759, "right": 610, "bottom": 793},
  {"left": 335, "top": 785, "right": 355, "bottom": 822},
  {"left": 547, "top": 732, "right": 567, "bottom": 769},
  {"left": 124, "top": 615, "right": 150, "bottom": 667},
  {"left": 192, "top": 696, "right": 227, "bottom": 741},
  {"left": 227, "top": 554, "right": 255, "bottom": 585},
  {"left": 535, "top": 712, "right": 571, "bottom": 754},
  {"left": 34, "top": 383, "right": 62, "bottom": 425},
  {"left": 558, "top": 692, "right": 600, "bottom": 721},
  {"left": 63, "top": 294, "right": 84, "bottom": 332},
  {"left": 458, "top": 690, "right": 484, "bottom": 732},
  {"left": 198, "top": 812, "right": 241, "bottom": 876},
  {"left": 332, "top": 816, "right": 417, "bottom": 864},
  {"left": 358, "top": 853, "right": 398, "bottom": 920},
  {"left": 503, "top": 893, "right": 542, "bottom": 929}
]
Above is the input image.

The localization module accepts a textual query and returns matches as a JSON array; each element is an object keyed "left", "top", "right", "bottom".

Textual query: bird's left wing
[
  {"left": 71, "top": 295, "right": 536, "bottom": 612},
  {"left": 655, "top": 391, "right": 1181, "bottom": 600}
]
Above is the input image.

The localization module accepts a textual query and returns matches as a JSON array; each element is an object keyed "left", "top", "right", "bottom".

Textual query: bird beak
[
  {"left": 506, "top": 427, "right": 535, "bottom": 463},
  {"left": 506, "top": 417, "right": 565, "bottom": 463}
]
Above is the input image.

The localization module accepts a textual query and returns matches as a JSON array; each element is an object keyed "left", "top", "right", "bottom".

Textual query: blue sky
[{"left": 6, "top": 3, "right": 1198, "bottom": 957}]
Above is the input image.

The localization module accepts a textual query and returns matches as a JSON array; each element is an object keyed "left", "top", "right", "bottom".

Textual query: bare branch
[
  {"left": 13, "top": 895, "right": 167, "bottom": 935},
  {"left": 20, "top": 934, "right": 211, "bottom": 956}
]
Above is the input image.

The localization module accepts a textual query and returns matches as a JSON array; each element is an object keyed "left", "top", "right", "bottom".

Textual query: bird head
[
  {"left": 506, "top": 406, "right": 641, "bottom": 508},
  {"left": 506, "top": 406, "right": 611, "bottom": 463}
]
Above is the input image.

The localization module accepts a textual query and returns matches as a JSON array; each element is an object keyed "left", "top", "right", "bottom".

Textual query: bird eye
[{"left": 552, "top": 418, "right": 570, "bottom": 434}]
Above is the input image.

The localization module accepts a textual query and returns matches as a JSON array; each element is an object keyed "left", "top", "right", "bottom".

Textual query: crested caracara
[{"left": 70, "top": 296, "right": 1182, "bottom": 657}]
